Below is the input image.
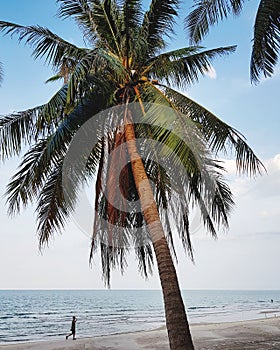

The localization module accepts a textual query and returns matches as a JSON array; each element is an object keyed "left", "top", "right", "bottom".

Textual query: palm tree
[
  {"left": 186, "top": 0, "right": 280, "bottom": 83},
  {"left": 0, "top": 1, "right": 263, "bottom": 349}
]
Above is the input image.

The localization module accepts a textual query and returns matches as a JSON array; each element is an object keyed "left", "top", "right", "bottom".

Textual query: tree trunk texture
[{"left": 124, "top": 110, "right": 195, "bottom": 350}]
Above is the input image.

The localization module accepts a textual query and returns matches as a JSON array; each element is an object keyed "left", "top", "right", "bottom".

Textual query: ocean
[{"left": 0, "top": 289, "right": 279, "bottom": 343}]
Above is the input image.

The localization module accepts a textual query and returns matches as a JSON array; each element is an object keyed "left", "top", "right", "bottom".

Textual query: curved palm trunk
[{"left": 124, "top": 110, "right": 194, "bottom": 350}]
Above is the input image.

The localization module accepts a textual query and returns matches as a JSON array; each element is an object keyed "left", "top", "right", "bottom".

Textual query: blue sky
[{"left": 0, "top": 0, "right": 280, "bottom": 290}]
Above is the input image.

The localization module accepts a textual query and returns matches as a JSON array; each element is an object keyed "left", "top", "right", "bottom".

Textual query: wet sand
[{"left": 0, "top": 317, "right": 280, "bottom": 349}]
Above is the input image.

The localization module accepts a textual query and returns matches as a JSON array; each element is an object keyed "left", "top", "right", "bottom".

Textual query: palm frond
[
  {"left": 95, "top": 0, "right": 121, "bottom": 57},
  {"left": 210, "top": 171, "right": 234, "bottom": 226},
  {"left": 133, "top": 105, "right": 232, "bottom": 253},
  {"left": 251, "top": 0, "right": 280, "bottom": 83},
  {"left": 186, "top": 0, "right": 244, "bottom": 44},
  {"left": 64, "top": 54, "right": 93, "bottom": 110},
  {"left": 148, "top": 45, "right": 236, "bottom": 87},
  {"left": 0, "top": 85, "right": 69, "bottom": 163},
  {"left": 37, "top": 85, "right": 68, "bottom": 134},
  {"left": 94, "top": 0, "right": 122, "bottom": 55},
  {"left": 36, "top": 96, "right": 114, "bottom": 249},
  {"left": 186, "top": 167, "right": 231, "bottom": 238},
  {"left": 57, "top": 0, "right": 97, "bottom": 43},
  {"left": 121, "top": 0, "right": 143, "bottom": 63},
  {"left": 0, "top": 84, "right": 70, "bottom": 157},
  {"left": 122, "top": 0, "right": 142, "bottom": 29},
  {"left": 36, "top": 159, "right": 71, "bottom": 248},
  {"left": 5, "top": 117, "right": 78, "bottom": 216},
  {"left": 92, "top": 47, "right": 128, "bottom": 81},
  {"left": 160, "top": 86, "right": 265, "bottom": 175},
  {"left": 135, "top": 243, "right": 154, "bottom": 278},
  {"left": 141, "top": 0, "right": 179, "bottom": 56},
  {"left": 58, "top": 0, "right": 123, "bottom": 56},
  {"left": 99, "top": 243, "right": 129, "bottom": 286},
  {"left": 5, "top": 140, "right": 49, "bottom": 215},
  {"left": 0, "top": 20, "right": 87, "bottom": 67},
  {"left": 45, "top": 74, "right": 64, "bottom": 83},
  {"left": 64, "top": 48, "right": 127, "bottom": 109},
  {"left": 5, "top": 85, "right": 112, "bottom": 218},
  {"left": 0, "top": 107, "right": 39, "bottom": 160}
]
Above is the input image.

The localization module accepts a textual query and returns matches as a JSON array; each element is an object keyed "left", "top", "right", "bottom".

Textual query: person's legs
[
  {"left": 73, "top": 332, "right": 76, "bottom": 340},
  {"left": 66, "top": 332, "right": 73, "bottom": 340}
]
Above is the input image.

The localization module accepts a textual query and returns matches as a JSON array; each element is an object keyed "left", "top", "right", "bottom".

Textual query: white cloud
[
  {"left": 203, "top": 65, "right": 217, "bottom": 79},
  {"left": 266, "top": 153, "right": 280, "bottom": 170},
  {"left": 220, "top": 153, "right": 280, "bottom": 197}
]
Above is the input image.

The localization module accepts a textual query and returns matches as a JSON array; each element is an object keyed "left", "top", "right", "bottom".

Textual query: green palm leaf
[
  {"left": 38, "top": 85, "right": 68, "bottom": 131},
  {"left": 121, "top": 0, "right": 143, "bottom": 62},
  {"left": 36, "top": 159, "right": 70, "bottom": 248},
  {"left": 134, "top": 106, "right": 234, "bottom": 254},
  {"left": 122, "top": 0, "right": 142, "bottom": 29},
  {"left": 57, "top": 0, "right": 97, "bottom": 43},
  {"left": 58, "top": 0, "right": 123, "bottom": 56},
  {"left": 251, "top": 0, "right": 280, "bottom": 83},
  {"left": 141, "top": 0, "right": 179, "bottom": 56},
  {"left": 5, "top": 119, "right": 76, "bottom": 216},
  {"left": 148, "top": 45, "right": 236, "bottom": 86},
  {"left": 0, "top": 20, "right": 87, "bottom": 67},
  {"left": 186, "top": 0, "right": 244, "bottom": 44},
  {"left": 0, "top": 108, "right": 38, "bottom": 160},
  {"left": 153, "top": 85, "right": 265, "bottom": 175},
  {"left": 0, "top": 85, "right": 68, "bottom": 161},
  {"left": 5, "top": 140, "right": 49, "bottom": 215}
]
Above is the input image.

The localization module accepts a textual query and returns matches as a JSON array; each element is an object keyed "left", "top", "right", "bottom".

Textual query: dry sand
[{"left": 0, "top": 317, "right": 280, "bottom": 349}]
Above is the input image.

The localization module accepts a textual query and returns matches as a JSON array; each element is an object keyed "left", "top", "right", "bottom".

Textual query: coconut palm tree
[
  {"left": 186, "top": 0, "right": 280, "bottom": 83},
  {"left": 0, "top": 1, "right": 263, "bottom": 349}
]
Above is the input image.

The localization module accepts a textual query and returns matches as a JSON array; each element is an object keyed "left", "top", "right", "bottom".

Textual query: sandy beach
[{"left": 0, "top": 317, "right": 280, "bottom": 350}]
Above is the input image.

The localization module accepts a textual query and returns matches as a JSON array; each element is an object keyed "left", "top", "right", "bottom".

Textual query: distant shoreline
[{"left": 0, "top": 317, "right": 280, "bottom": 349}]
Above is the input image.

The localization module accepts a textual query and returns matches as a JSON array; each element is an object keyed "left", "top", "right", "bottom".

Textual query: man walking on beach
[{"left": 66, "top": 316, "right": 77, "bottom": 340}]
